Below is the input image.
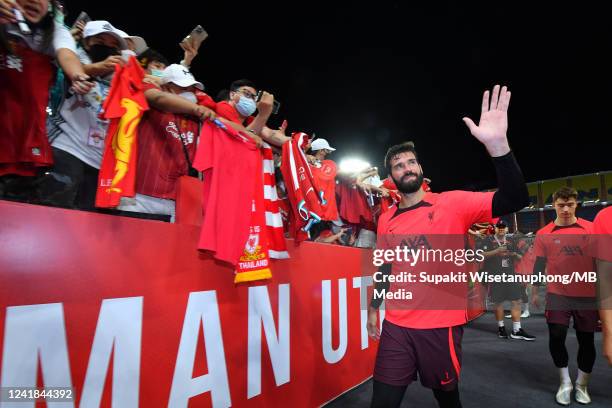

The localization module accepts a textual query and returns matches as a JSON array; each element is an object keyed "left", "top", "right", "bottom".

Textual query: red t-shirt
[
  {"left": 135, "top": 83, "right": 199, "bottom": 199},
  {"left": 0, "top": 43, "right": 54, "bottom": 176},
  {"left": 534, "top": 218, "right": 595, "bottom": 297},
  {"left": 311, "top": 160, "right": 339, "bottom": 221},
  {"left": 377, "top": 190, "right": 494, "bottom": 329},
  {"left": 215, "top": 101, "right": 254, "bottom": 126},
  {"left": 335, "top": 179, "right": 374, "bottom": 228},
  {"left": 195, "top": 90, "right": 217, "bottom": 110},
  {"left": 592, "top": 207, "right": 612, "bottom": 262}
]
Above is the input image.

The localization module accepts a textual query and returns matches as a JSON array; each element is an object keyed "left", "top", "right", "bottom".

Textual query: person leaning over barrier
[
  {"left": 0, "top": 0, "right": 93, "bottom": 199},
  {"left": 42, "top": 20, "right": 127, "bottom": 210},
  {"left": 115, "top": 64, "right": 216, "bottom": 222},
  {"left": 215, "top": 79, "right": 290, "bottom": 147}
]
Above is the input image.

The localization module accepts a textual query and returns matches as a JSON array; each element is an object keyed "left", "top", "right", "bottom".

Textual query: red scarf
[{"left": 235, "top": 156, "right": 272, "bottom": 283}]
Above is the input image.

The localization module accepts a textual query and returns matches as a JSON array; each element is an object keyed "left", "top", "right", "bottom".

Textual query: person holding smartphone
[
  {"left": 0, "top": 0, "right": 93, "bottom": 200},
  {"left": 215, "top": 79, "right": 290, "bottom": 147},
  {"left": 178, "top": 25, "right": 206, "bottom": 69},
  {"left": 41, "top": 20, "right": 128, "bottom": 210}
]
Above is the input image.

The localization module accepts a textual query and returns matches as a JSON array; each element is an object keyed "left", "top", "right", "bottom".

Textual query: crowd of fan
[{"left": 0, "top": 0, "right": 399, "bottom": 247}]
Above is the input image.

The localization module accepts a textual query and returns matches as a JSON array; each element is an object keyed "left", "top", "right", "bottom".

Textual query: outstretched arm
[{"left": 464, "top": 85, "right": 529, "bottom": 216}]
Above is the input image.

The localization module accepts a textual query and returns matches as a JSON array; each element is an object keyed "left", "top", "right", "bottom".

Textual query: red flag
[
  {"left": 95, "top": 57, "right": 148, "bottom": 208},
  {"left": 279, "top": 132, "right": 326, "bottom": 243}
]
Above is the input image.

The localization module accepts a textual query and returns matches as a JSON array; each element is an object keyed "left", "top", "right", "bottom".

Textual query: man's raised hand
[{"left": 463, "top": 84, "right": 512, "bottom": 157}]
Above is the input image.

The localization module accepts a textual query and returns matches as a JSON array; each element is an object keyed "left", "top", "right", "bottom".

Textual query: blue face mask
[
  {"left": 150, "top": 69, "right": 164, "bottom": 78},
  {"left": 235, "top": 95, "right": 257, "bottom": 117}
]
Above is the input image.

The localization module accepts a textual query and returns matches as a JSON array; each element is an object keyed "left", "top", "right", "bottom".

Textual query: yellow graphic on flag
[{"left": 108, "top": 98, "right": 143, "bottom": 193}]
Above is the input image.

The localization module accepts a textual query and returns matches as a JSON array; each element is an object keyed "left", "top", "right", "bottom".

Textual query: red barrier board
[{"left": 0, "top": 201, "right": 379, "bottom": 407}]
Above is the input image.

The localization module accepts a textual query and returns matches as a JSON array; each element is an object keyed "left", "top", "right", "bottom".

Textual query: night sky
[{"left": 73, "top": 1, "right": 611, "bottom": 191}]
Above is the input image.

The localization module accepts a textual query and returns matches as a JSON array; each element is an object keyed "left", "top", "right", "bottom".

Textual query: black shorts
[
  {"left": 545, "top": 293, "right": 600, "bottom": 332},
  {"left": 374, "top": 320, "right": 463, "bottom": 391},
  {"left": 490, "top": 281, "right": 524, "bottom": 303}
]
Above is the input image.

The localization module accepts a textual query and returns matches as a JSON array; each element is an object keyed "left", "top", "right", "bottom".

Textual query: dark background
[{"left": 67, "top": 1, "right": 611, "bottom": 191}]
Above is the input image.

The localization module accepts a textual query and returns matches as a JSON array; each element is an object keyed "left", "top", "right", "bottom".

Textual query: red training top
[
  {"left": 534, "top": 218, "right": 595, "bottom": 297},
  {"left": 591, "top": 207, "right": 612, "bottom": 262},
  {"left": 377, "top": 190, "right": 494, "bottom": 329}
]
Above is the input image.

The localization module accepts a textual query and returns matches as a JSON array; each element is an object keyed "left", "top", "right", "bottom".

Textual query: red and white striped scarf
[{"left": 261, "top": 142, "right": 289, "bottom": 259}]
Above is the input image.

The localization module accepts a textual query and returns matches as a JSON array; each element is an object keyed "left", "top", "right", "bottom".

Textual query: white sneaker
[
  {"left": 521, "top": 311, "right": 530, "bottom": 318},
  {"left": 505, "top": 314, "right": 512, "bottom": 319},
  {"left": 556, "top": 382, "right": 573, "bottom": 406},
  {"left": 575, "top": 383, "right": 591, "bottom": 404}
]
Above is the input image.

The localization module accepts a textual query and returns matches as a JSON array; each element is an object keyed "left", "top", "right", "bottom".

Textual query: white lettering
[
  {"left": 322, "top": 280, "right": 347, "bottom": 364},
  {"left": 1, "top": 303, "right": 74, "bottom": 408},
  {"left": 247, "top": 285, "right": 290, "bottom": 399},
  {"left": 169, "top": 291, "right": 231, "bottom": 408},
  {"left": 80, "top": 297, "right": 143, "bottom": 408}
]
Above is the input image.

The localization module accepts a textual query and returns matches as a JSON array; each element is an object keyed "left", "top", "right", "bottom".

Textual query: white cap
[
  {"left": 116, "top": 30, "right": 148, "bottom": 55},
  {"left": 160, "top": 64, "right": 204, "bottom": 90},
  {"left": 83, "top": 21, "right": 128, "bottom": 50},
  {"left": 310, "top": 138, "right": 336, "bottom": 152}
]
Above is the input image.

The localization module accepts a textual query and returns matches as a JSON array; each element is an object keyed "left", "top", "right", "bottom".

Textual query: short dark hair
[
  {"left": 384, "top": 142, "right": 418, "bottom": 174},
  {"left": 215, "top": 89, "right": 230, "bottom": 102},
  {"left": 230, "top": 79, "right": 256, "bottom": 92},
  {"left": 553, "top": 186, "right": 578, "bottom": 202},
  {"left": 138, "top": 48, "right": 169, "bottom": 68}
]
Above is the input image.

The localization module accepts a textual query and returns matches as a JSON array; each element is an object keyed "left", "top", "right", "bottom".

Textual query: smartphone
[
  {"left": 256, "top": 90, "right": 281, "bottom": 115},
  {"left": 340, "top": 227, "right": 353, "bottom": 246},
  {"left": 182, "top": 25, "right": 208, "bottom": 50},
  {"left": 13, "top": 8, "right": 31, "bottom": 34},
  {"left": 72, "top": 11, "right": 91, "bottom": 29}
]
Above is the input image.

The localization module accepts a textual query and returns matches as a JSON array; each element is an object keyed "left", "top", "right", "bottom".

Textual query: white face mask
[{"left": 178, "top": 91, "right": 197, "bottom": 104}]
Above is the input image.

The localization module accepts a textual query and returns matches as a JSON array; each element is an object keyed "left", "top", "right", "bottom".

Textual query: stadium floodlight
[{"left": 338, "top": 157, "right": 371, "bottom": 174}]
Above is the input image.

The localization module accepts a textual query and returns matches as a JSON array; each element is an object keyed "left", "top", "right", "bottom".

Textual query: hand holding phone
[
  {"left": 181, "top": 25, "right": 208, "bottom": 50},
  {"left": 72, "top": 11, "right": 91, "bottom": 29},
  {"left": 256, "top": 90, "right": 281, "bottom": 115}
]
